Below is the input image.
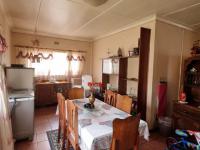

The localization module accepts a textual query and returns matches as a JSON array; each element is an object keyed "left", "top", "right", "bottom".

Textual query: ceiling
[{"left": 2, "top": 0, "right": 200, "bottom": 40}]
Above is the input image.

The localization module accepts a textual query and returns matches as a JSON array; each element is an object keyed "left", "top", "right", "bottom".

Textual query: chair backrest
[
  {"left": 67, "top": 100, "right": 78, "bottom": 149},
  {"left": 116, "top": 94, "right": 132, "bottom": 114},
  {"left": 105, "top": 90, "right": 117, "bottom": 107},
  {"left": 110, "top": 114, "right": 141, "bottom": 150},
  {"left": 57, "top": 93, "right": 66, "bottom": 125},
  {"left": 68, "top": 87, "right": 84, "bottom": 100}
]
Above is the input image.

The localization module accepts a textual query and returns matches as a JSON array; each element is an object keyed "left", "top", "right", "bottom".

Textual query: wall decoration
[
  {"left": 0, "top": 33, "right": 7, "bottom": 64},
  {"left": 16, "top": 51, "right": 53, "bottom": 63},
  {"left": 117, "top": 47, "right": 122, "bottom": 57},
  {"left": 0, "top": 34, "right": 7, "bottom": 53},
  {"left": 133, "top": 47, "right": 139, "bottom": 55},
  {"left": 67, "top": 55, "right": 85, "bottom": 61},
  {"left": 129, "top": 48, "right": 139, "bottom": 56}
]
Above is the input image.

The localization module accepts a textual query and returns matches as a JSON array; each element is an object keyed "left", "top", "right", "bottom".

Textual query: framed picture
[{"left": 128, "top": 50, "right": 134, "bottom": 56}]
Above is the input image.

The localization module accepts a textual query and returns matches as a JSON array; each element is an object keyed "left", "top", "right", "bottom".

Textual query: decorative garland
[
  {"left": 67, "top": 55, "right": 85, "bottom": 61},
  {"left": 16, "top": 50, "right": 85, "bottom": 62},
  {"left": 16, "top": 51, "right": 53, "bottom": 60},
  {"left": 0, "top": 34, "right": 7, "bottom": 53},
  {"left": 38, "top": 53, "right": 53, "bottom": 60}
]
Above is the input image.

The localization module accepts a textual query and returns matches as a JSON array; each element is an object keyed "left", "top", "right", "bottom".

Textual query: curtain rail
[{"left": 14, "top": 45, "right": 87, "bottom": 53}]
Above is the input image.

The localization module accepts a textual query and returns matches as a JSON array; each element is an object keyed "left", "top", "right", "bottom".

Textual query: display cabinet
[{"left": 173, "top": 56, "right": 200, "bottom": 130}]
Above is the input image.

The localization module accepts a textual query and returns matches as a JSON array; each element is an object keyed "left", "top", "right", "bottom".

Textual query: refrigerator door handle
[{"left": 10, "top": 98, "right": 17, "bottom": 118}]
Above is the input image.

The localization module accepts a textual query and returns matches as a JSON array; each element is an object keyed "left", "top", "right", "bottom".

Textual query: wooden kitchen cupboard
[{"left": 35, "top": 81, "right": 71, "bottom": 107}]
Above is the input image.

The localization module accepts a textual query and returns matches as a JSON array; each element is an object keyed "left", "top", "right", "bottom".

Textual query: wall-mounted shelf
[
  {"left": 126, "top": 78, "right": 138, "bottom": 81},
  {"left": 124, "top": 55, "right": 140, "bottom": 58},
  {"left": 120, "top": 78, "right": 138, "bottom": 81}
]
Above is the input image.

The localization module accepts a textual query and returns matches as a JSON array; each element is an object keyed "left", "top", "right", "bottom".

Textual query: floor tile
[
  {"left": 36, "top": 123, "right": 52, "bottom": 134},
  {"left": 36, "top": 133, "right": 48, "bottom": 142},
  {"left": 35, "top": 117, "right": 49, "bottom": 126},
  {"left": 37, "top": 141, "right": 51, "bottom": 150},
  {"left": 50, "top": 122, "right": 58, "bottom": 130},
  {"left": 15, "top": 142, "right": 37, "bottom": 150}
]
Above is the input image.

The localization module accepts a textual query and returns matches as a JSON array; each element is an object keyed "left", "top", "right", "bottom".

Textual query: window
[{"left": 15, "top": 47, "right": 85, "bottom": 81}]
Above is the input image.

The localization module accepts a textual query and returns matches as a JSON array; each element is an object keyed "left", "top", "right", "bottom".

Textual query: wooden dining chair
[
  {"left": 110, "top": 114, "right": 141, "bottom": 150},
  {"left": 68, "top": 87, "right": 84, "bottom": 100},
  {"left": 57, "top": 93, "right": 67, "bottom": 150},
  {"left": 104, "top": 90, "right": 117, "bottom": 107},
  {"left": 116, "top": 94, "right": 132, "bottom": 114},
  {"left": 66, "top": 100, "right": 79, "bottom": 150}
]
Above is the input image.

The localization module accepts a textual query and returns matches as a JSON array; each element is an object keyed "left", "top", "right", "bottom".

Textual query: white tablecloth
[{"left": 56, "top": 98, "right": 149, "bottom": 150}]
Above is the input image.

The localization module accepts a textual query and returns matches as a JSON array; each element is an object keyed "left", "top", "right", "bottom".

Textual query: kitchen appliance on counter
[{"left": 5, "top": 67, "right": 35, "bottom": 140}]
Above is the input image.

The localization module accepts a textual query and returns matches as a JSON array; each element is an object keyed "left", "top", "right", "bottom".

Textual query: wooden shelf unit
[{"left": 102, "top": 27, "right": 151, "bottom": 120}]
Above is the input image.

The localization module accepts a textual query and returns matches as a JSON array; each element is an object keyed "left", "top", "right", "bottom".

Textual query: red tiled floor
[
  {"left": 37, "top": 141, "right": 51, "bottom": 150},
  {"left": 15, "top": 106, "right": 167, "bottom": 150},
  {"left": 36, "top": 133, "right": 48, "bottom": 142}
]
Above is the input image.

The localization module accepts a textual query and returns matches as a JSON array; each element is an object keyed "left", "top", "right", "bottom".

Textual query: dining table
[{"left": 56, "top": 98, "right": 150, "bottom": 150}]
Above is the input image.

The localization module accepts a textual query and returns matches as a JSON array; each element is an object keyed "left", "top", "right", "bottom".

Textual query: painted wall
[
  {"left": 11, "top": 32, "right": 93, "bottom": 74},
  {"left": 153, "top": 21, "right": 199, "bottom": 118}
]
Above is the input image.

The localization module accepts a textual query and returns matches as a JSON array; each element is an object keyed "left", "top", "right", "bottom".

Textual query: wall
[
  {"left": 153, "top": 20, "right": 199, "bottom": 117},
  {"left": 93, "top": 20, "right": 156, "bottom": 128},
  {"left": 11, "top": 32, "right": 93, "bottom": 74}
]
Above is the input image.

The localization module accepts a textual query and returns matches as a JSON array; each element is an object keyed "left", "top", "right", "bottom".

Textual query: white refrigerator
[{"left": 5, "top": 67, "right": 35, "bottom": 141}]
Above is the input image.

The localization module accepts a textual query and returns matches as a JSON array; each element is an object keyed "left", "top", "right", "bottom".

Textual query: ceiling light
[{"left": 84, "top": 0, "right": 108, "bottom": 6}]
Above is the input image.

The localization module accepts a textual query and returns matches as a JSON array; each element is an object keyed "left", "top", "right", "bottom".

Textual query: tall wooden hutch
[{"left": 173, "top": 56, "right": 200, "bottom": 130}]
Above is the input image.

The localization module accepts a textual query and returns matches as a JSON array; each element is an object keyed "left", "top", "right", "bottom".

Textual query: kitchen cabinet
[{"left": 35, "top": 81, "right": 71, "bottom": 107}]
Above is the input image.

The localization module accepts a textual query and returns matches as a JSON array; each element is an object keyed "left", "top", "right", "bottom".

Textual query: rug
[{"left": 46, "top": 129, "right": 74, "bottom": 150}]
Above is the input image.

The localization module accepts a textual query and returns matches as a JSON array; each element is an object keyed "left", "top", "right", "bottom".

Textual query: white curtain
[
  {"left": 28, "top": 51, "right": 70, "bottom": 81},
  {"left": 68, "top": 52, "right": 85, "bottom": 76},
  {"left": 15, "top": 47, "right": 85, "bottom": 81},
  {"left": 0, "top": 65, "right": 14, "bottom": 150}
]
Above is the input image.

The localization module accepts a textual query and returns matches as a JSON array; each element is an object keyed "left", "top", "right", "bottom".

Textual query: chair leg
[
  {"left": 66, "top": 139, "right": 70, "bottom": 150},
  {"left": 58, "top": 124, "right": 61, "bottom": 143},
  {"left": 62, "top": 127, "right": 67, "bottom": 150},
  {"left": 134, "top": 135, "right": 140, "bottom": 150},
  {"left": 75, "top": 145, "right": 79, "bottom": 150}
]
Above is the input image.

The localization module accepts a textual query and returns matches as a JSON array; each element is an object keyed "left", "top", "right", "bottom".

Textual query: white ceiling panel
[
  {"left": 3, "top": 0, "right": 200, "bottom": 39},
  {"left": 163, "top": 3, "right": 200, "bottom": 28},
  {"left": 72, "top": 12, "right": 135, "bottom": 38},
  {"left": 4, "top": 0, "right": 41, "bottom": 30},
  {"left": 109, "top": 0, "right": 200, "bottom": 18},
  {"left": 37, "top": 0, "right": 100, "bottom": 35}
]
